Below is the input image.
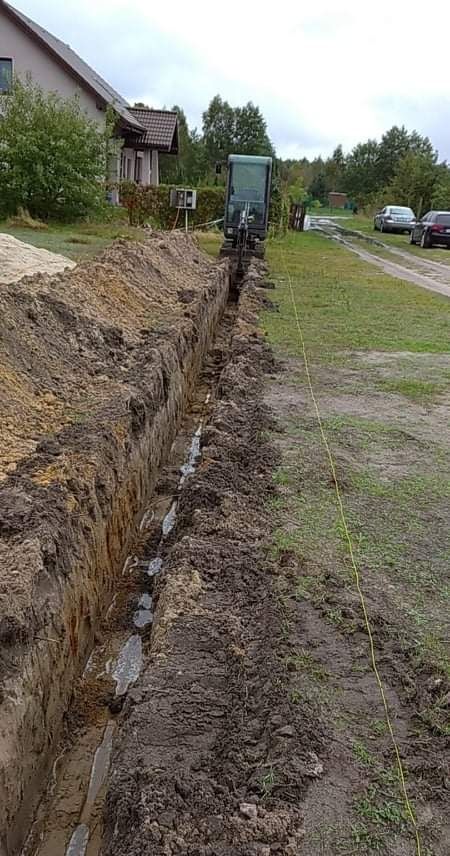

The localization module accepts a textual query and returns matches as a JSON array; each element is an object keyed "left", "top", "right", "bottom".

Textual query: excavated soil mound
[
  {"left": 0, "top": 233, "right": 75, "bottom": 284},
  {"left": 0, "top": 233, "right": 228, "bottom": 853},
  {"left": 0, "top": 232, "right": 221, "bottom": 644},
  {"left": 0, "top": 234, "right": 215, "bottom": 480}
]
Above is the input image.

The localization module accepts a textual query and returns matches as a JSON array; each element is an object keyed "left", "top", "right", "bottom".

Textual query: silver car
[{"left": 374, "top": 205, "right": 416, "bottom": 234}]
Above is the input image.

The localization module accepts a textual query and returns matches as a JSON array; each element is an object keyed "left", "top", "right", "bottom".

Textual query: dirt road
[{"left": 314, "top": 219, "right": 450, "bottom": 299}]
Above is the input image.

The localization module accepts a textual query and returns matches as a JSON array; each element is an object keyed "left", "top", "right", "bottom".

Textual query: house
[
  {"left": 0, "top": 1, "right": 179, "bottom": 194},
  {"left": 328, "top": 191, "right": 348, "bottom": 209}
]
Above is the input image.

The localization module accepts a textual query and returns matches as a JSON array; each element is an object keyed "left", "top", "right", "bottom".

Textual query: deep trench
[{"left": 19, "top": 295, "right": 239, "bottom": 856}]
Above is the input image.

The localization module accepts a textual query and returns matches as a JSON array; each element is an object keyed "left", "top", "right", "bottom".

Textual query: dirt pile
[
  {"left": 0, "top": 234, "right": 216, "bottom": 479},
  {"left": 102, "top": 274, "right": 325, "bottom": 856},
  {"left": 0, "top": 233, "right": 75, "bottom": 284},
  {"left": 0, "top": 233, "right": 229, "bottom": 853}
]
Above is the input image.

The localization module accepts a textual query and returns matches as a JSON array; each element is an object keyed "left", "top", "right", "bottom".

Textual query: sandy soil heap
[
  {"left": 0, "top": 234, "right": 213, "bottom": 480},
  {"left": 0, "top": 233, "right": 75, "bottom": 285}
]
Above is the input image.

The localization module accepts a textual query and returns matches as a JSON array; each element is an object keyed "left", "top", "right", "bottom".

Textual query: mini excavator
[{"left": 220, "top": 154, "right": 272, "bottom": 280}]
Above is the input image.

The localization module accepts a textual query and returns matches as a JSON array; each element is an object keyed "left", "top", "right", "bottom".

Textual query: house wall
[
  {"left": 142, "top": 150, "right": 152, "bottom": 185},
  {"left": 120, "top": 149, "right": 155, "bottom": 187},
  {"left": 0, "top": 10, "right": 164, "bottom": 196},
  {"left": 0, "top": 8, "right": 106, "bottom": 126},
  {"left": 150, "top": 150, "right": 159, "bottom": 186},
  {"left": 328, "top": 192, "right": 348, "bottom": 209}
]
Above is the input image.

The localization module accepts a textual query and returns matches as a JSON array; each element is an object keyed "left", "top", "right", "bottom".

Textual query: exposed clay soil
[{"left": 0, "top": 234, "right": 222, "bottom": 645}]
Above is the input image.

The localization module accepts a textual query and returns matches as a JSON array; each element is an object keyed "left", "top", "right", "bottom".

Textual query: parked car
[
  {"left": 410, "top": 211, "right": 450, "bottom": 248},
  {"left": 374, "top": 205, "right": 416, "bottom": 233}
]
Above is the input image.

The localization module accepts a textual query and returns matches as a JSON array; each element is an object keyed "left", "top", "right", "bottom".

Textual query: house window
[
  {"left": 120, "top": 153, "right": 132, "bottom": 180},
  {"left": 0, "top": 58, "right": 13, "bottom": 94}
]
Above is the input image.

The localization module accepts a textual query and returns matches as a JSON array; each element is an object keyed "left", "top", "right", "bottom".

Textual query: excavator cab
[{"left": 220, "top": 154, "right": 272, "bottom": 273}]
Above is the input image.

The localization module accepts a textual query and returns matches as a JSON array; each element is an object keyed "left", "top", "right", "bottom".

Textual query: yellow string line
[{"left": 281, "top": 254, "right": 422, "bottom": 856}]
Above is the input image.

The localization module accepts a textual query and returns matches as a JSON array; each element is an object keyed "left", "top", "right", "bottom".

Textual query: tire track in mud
[{"left": 315, "top": 221, "right": 450, "bottom": 299}]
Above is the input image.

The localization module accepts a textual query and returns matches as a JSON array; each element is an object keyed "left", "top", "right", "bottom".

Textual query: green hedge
[
  {"left": 119, "top": 180, "right": 286, "bottom": 235},
  {"left": 119, "top": 182, "right": 225, "bottom": 228}
]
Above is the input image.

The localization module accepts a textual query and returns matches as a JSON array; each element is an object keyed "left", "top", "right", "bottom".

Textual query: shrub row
[{"left": 119, "top": 182, "right": 226, "bottom": 228}]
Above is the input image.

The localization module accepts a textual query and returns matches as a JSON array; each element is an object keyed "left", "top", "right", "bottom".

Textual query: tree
[
  {"left": 288, "top": 177, "right": 306, "bottom": 204},
  {"left": 343, "top": 139, "right": 380, "bottom": 203},
  {"left": 159, "top": 106, "right": 209, "bottom": 186},
  {"left": 202, "top": 95, "right": 274, "bottom": 177},
  {"left": 431, "top": 164, "right": 450, "bottom": 210},
  {"left": 324, "top": 144, "right": 346, "bottom": 192},
  {"left": 376, "top": 126, "right": 411, "bottom": 187},
  {"left": 308, "top": 171, "right": 327, "bottom": 203},
  {"left": 0, "top": 78, "right": 115, "bottom": 220},
  {"left": 202, "top": 95, "right": 236, "bottom": 166},
  {"left": 376, "top": 126, "right": 436, "bottom": 192},
  {"left": 387, "top": 151, "right": 437, "bottom": 216},
  {"left": 233, "top": 102, "right": 274, "bottom": 157}
]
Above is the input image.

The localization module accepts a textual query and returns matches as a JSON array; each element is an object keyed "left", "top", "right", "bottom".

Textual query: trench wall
[{"left": 0, "top": 240, "right": 229, "bottom": 854}]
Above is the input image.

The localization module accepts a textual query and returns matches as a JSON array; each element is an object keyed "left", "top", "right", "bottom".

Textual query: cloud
[{"left": 13, "top": 0, "right": 450, "bottom": 159}]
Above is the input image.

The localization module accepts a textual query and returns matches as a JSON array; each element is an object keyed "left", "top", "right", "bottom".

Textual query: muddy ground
[
  {"left": 102, "top": 280, "right": 322, "bottom": 856},
  {"left": 265, "top": 356, "right": 450, "bottom": 854},
  {"left": 0, "top": 233, "right": 217, "bottom": 479},
  {"left": 102, "top": 267, "right": 448, "bottom": 854}
]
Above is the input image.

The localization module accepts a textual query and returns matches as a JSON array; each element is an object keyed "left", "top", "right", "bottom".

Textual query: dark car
[
  {"left": 410, "top": 211, "right": 450, "bottom": 248},
  {"left": 374, "top": 205, "right": 416, "bottom": 233}
]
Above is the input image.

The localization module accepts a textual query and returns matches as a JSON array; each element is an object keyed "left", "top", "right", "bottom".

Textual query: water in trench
[{"left": 21, "top": 302, "right": 237, "bottom": 856}]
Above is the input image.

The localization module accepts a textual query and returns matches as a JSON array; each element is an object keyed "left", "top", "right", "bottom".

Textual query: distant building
[
  {"left": 0, "top": 1, "right": 179, "bottom": 196},
  {"left": 328, "top": 192, "right": 348, "bottom": 209}
]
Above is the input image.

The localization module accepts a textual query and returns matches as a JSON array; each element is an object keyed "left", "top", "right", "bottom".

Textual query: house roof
[
  {"left": 129, "top": 108, "right": 179, "bottom": 153},
  {"left": 1, "top": 1, "right": 144, "bottom": 131}
]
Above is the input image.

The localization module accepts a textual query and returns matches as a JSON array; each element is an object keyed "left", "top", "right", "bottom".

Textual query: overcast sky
[{"left": 14, "top": 0, "right": 450, "bottom": 160}]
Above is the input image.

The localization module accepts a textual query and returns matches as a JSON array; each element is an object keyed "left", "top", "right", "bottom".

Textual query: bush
[
  {"left": 120, "top": 179, "right": 284, "bottom": 235},
  {"left": 119, "top": 182, "right": 225, "bottom": 229},
  {"left": 0, "top": 78, "right": 116, "bottom": 221},
  {"left": 269, "top": 176, "right": 289, "bottom": 235}
]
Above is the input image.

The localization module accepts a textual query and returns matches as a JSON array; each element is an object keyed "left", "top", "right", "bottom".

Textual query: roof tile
[{"left": 129, "top": 108, "right": 178, "bottom": 152}]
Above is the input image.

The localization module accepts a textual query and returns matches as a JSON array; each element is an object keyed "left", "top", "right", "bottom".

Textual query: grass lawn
[
  {"left": 0, "top": 220, "right": 146, "bottom": 261},
  {"left": 267, "top": 231, "right": 450, "bottom": 355},
  {"left": 196, "top": 230, "right": 222, "bottom": 258},
  {"left": 265, "top": 230, "right": 450, "bottom": 664},
  {"left": 262, "top": 230, "right": 450, "bottom": 853}
]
